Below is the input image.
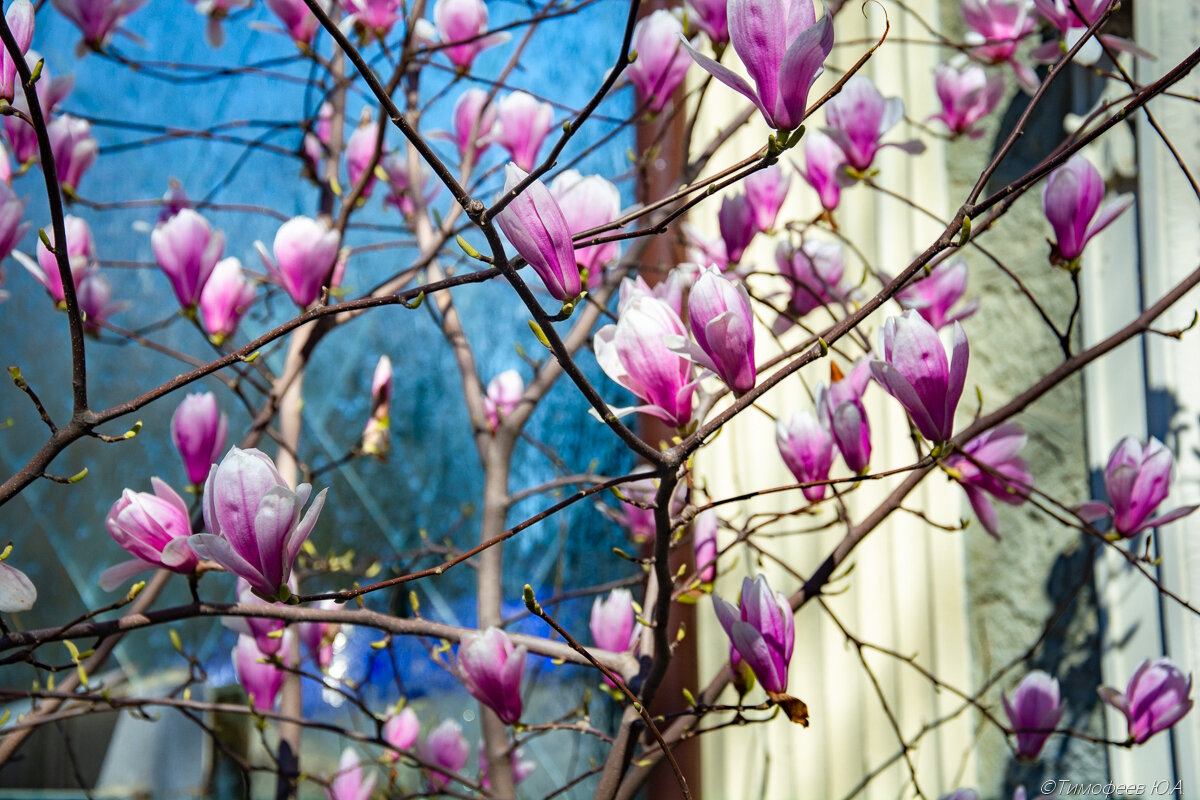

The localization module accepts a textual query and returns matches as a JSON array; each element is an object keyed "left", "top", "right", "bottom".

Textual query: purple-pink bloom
[
  {"left": 199, "top": 257, "right": 257, "bottom": 344},
  {"left": 0, "top": 560, "right": 36, "bottom": 612},
  {"left": 297, "top": 598, "right": 339, "bottom": 669},
  {"left": 433, "top": 0, "right": 508, "bottom": 70},
  {"left": 51, "top": 0, "right": 148, "bottom": 49},
  {"left": 233, "top": 632, "right": 289, "bottom": 711},
  {"left": 303, "top": 102, "right": 334, "bottom": 176},
  {"left": 815, "top": 359, "right": 873, "bottom": 473},
  {"left": 694, "top": 508, "right": 718, "bottom": 583},
  {"left": 718, "top": 192, "right": 756, "bottom": 265},
  {"left": 961, "top": 0, "right": 1038, "bottom": 91},
  {"left": 894, "top": 256, "right": 979, "bottom": 330},
  {"left": 456, "top": 627, "right": 525, "bottom": 724},
  {"left": 684, "top": 265, "right": 756, "bottom": 393},
  {"left": 494, "top": 163, "right": 581, "bottom": 301},
  {"left": 798, "top": 129, "right": 847, "bottom": 212},
  {"left": 628, "top": 10, "right": 693, "bottom": 114},
  {"left": 225, "top": 578, "right": 287, "bottom": 656},
  {"left": 445, "top": 88, "right": 496, "bottom": 159},
  {"left": 326, "top": 748, "right": 376, "bottom": 800},
  {"left": 171, "top": 392, "right": 228, "bottom": 486},
  {"left": 257, "top": 216, "right": 340, "bottom": 308},
  {"left": 824, "top": 76, "right": 924, "bottom": 172},
  {"left": 187, "top": 0, "right": 253, "bottom": 48},
  {"left": 421, "top": 720, "right": 470, "bottom": 791},
  {"left": 931, "top": 60, "right": 1005, "bottom": 138},
  {"left": 776, "top": 411, "right": 834, "bottom": 501},
  {"left": 775, "top": 238, "right": 848, "bottom": 320},
  {"left": 713, "top": 574, "right": 794, "bottom": 694},
  {"left": 478, "top": 745, "right": 536, "bottom": 789},
  {"left": 1041, "top": 154, "right": 1132, "bottom": 266},
  {"left": 0, "top": 0, "right": 33, "bottom": 103},
  {"left": 99, "top": 477, "right": 199, "bottom": 591},
  {"left": 1030, "top": 0, "right": 1146, "bottom": 66},
  {"left": 483, "top": 368, "right": 524, "bottom": 431},
  {"left": 595, "top": 294, "right": 695, "bottom": 427},
  {"left": 76, "top": 270, "right": 124, "bottom": 334},
  {"left": 0, "top": 182, "right": 29, "bottom": 263},
  {"left": 152, "top": 209, "right": 225, "bottom": 309},
  {"left": 383, "top": 707, "right": 419, "bottom": 759},
  {"left": 601, "top": 477, "right": 657, "bottom": 544},
  {"left": 488, "top": 92, "right": 553, "bottom": 172},
  {"left": 618, "top": 267, "right": 692, "bottom": 320},
  {"left": 345, "top": 119, "right": 382, "bottom": 198},
  {"left": 361, "top": 355, "right": 393, "bottom": 457},
  {"left": 47, "top": 114, "right": 98, "bottom": 193},
  {"left": 683, "top": 223, "right": 730, "bottom": 273},
  {"left": 1001, "top": 670, "right": 1063, "bottom": 760},
  {"left": 549, "top": 170, "right": 622, "bottom": 282},
  {"left": 590, "top": 588, "right": 637, "bottom": 652},
  {"left": 4, "top": 53, "right": 72, "bottom": 166},
  {"left": 687, "top": 0, "right": 728, "bottom": 45},
  {"left": 188, "top": 447, "right": 328, "bottom": 599},
  {"left": 944, "top": 423, "right": 1032, "bottom": 539},
  {"left": 24, "top": 214, "right": 94, "bottom": 307},
  {"left": 1099, "top": 658, "right": 1194, "bottom": 745},
  {"left": 1077, "top": 437, "right": 1198, "bottom": 538},
  {"left": 682, "top": 0, "right": 833, "bottom": 131},
  {"left": 871, "top": 310, "right": 969, "bottom": 443},
  {"left": 265, "top": 0, "right": 319, "bottom": 45},
  {"left": 380, "top": 153, "right": 438, "bottom": 218},
  {"left": 744, "top": 164, "right": 790, "bottom": 233},
  {"left": 342, "top": 0, "right": 402, "bottom": 37}
]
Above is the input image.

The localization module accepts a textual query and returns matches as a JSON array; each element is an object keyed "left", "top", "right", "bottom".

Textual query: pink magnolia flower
[
  {"left": 682, "top": 265, "right": 756, "bottom": 393},
  {"left": 171, "top": 392, "right": 229, "bottom": 486},
  {"left": 590, "top": 588, "right": 637, "bottom": 652},
  {"left": 627, "top": 10, "right": 692, "bottom": 114},
  {"left": 188, "top": 447, "right": 328, "bottom": 599},
  {"left": 1077, "top": 437, "right": 1198, "bottom": 538},
  {"left": 549, "top": 170, "right": 622, "bottom": 282},
  {"left": 152, "top": 209, "right": 225, "bottom": 309},
  {"left": 1001, "top": 670, "right": 1063, "bottom": 760},
  {"left": 687, "top": 0, "right": 728, "bottom": 45},
  {"left": 488, "top": 92, "right": 553, "bottom": 172},
  {"left": 345, "top": 117, "right": 382, "bottom": 197},
  {"left": 380, "top": 152, "right": 438, "bottom": 218},
  {"left": 297, "top": 598, "right": 339, "bottom": 669},
  {"left": 944, "top": 423, "right": 1032, "bottom": 539},
  {"left": 600, "top": 477, "right": 657, "bottom": 544},
  {"left": 717, "top": 192, "right": 756, "bottom": 265},
  {"left": 0, "top": 560, "right": 36, "bottom": 612},
  {"left": 187, "top": 0, "right": 253, "bottom": 48},
  {"left": 233, "top": 633, "right": 289, "bottom": 711},
  {"left": 224, "top": 578, "right": 287, "bottom": 656},
  {"left": 1042, "top": 154, "right": 1132, "bottom": 267},
  {"left": 1099, "top": 658, "right": 1194, "bottom": 744},
  {"left": 199, "top": 257, "right": 257, "bottom": 344},
  {"left": 326, "top": 748, "right": 376, "bottom": 800},
  {"left": 1030, "top": 0, "right": 1147, "bottom": 66},
  {"left": 19, "top": 214, "right": 93, "bottom": 306},
  {"left": 618, "top": 267, "right": 692, "bottom": 319},
  {"left": 76, "top": 270, "right": 125, "bottom": 334},
  {"left": 303, "top": 102, "right": 334, "bottom": 176},
  {"left": 383, "top": 707, "right": 419, "bottom": 758},
  {"left": 4, "top": 53, "right": 73, "bottom": 166},
  {"left": 456, "top": 627, "right": 526, "bottom": 724},
  {"left": 433, "top": 0, "right": 509, "bottom": 70},
  {"left": 342, "top": 0, "right": 402, "bottom": 37},
  {"left": 824, "top": 75, "right": 924, "bottom": 172},
  {"left": 99, "top": 478, "right": 199, "bottom": 591},
  {"left": 361, "top": 355, "right": 393, "bottom": 458},
  {"left": 930, "top": 60, "right": 1005, "bottom": 138},
  {"left": 815, "top": 359, "right": 873, "bottom": 473},
  {"left": 444, "top": 88, "right": 496, "bottom": 159},
  {"left": 713, "top": 574, "right": 794, "bottom": 695},
  {"left": 682, "top": 0, "right": 833, "bottom": 130},
  {"left": 961, "top": 0, "right": 1038, "bottom": 91},
  {"left": 483, "top": 368, "right": 524, "bottom": 431},
  {"left": 797, "top": 129, "right": 847, "bottom": 212},
  {"left": 595, "top": 294, "right": 695, "bottom": 427},
  {"left": 0, "top": 182, "right": 29, "bottom": 263},
  {"left": 494, "top": 163, "right": 581, "bottom": 301},
  {"left": 158, "top": 179, "right": 191, "bottom": 224},
  {"left": 0, "top": 1, "right": 34, "bottom": 103},
  {"left": 871, "top": 310, "right": 969, "bottom": 443},
  {"left": 265, "top": 0, "right": 319, "bottom": 45},
  {"left": 47, "top": 114, "right": 98, "bottom": 193},
  {"left": 894, "top": 256, "right": 979, "bottom": 330},
  {"left": 776, "top": 411, "right": 835, "bottom": 501},
  {"left": 257, "top": 216, "right": 340, "bottom": 307},
  {"left": 51, "top": 0, "right": 149, "bottom": 49},
  {"left": 683, "top": 223, "right": 729, "bottom": 273},
  {"left": 478, "top": 745, "right": 535, "bottom": 789},
  {"left": 744, "top": 164, "right": 790, "bottom": 233},
  {"left": 693, "top": 508, "right": 718, "bottom": 583},
  {"left": 0, "top": 142, "right": 12, "bottom": 185},
  {"left": 775, "top": 238, "right": 849, "bottom": 320},
  {"left": 421, "top": 720, "right": 470, "bottom": 790}
]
